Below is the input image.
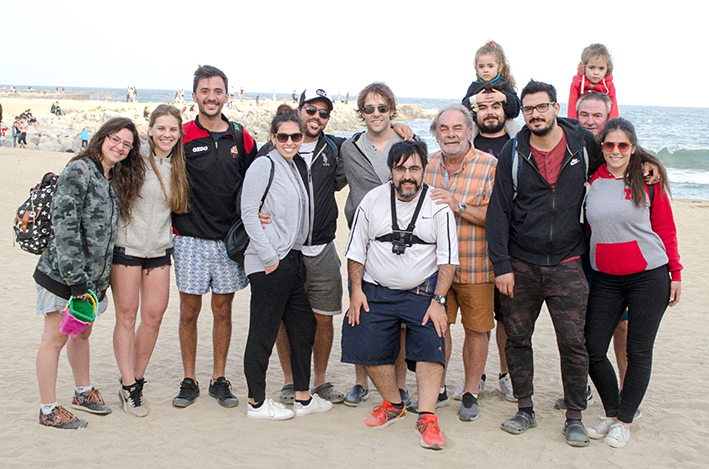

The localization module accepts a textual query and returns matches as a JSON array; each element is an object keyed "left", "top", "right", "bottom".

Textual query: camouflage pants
[{"left": 501, "top": 257, "right": 589, "bottom": 420}]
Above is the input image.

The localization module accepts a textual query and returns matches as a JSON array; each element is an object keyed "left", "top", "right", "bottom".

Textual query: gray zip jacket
[{"left": 241, "top": 150, "right": 308, "bottom": 276}]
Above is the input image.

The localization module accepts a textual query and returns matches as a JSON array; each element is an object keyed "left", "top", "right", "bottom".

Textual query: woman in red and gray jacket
[{"left": 584, "top": 118, "right": 681, "bottom": 448}]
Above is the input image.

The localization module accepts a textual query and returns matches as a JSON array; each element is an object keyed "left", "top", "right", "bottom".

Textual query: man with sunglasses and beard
[
  {"left": 257, "top": 88, "right": 348, "bottom": 405},
  {"left": 486, "top": 80, "right": 603, "bottom": 447},
  {"left": 172, "top": 65, "right": 258, "bottom": 410},
  {"left": 341, "top": 82, "right": 415, "bottom": 407},
  {"left": 342, "top": 140, "right": 458, "bottom": 450}
]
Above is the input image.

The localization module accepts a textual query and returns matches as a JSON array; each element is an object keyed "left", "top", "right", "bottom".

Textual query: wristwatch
[
  {"left": 432, "top": 295, "right": 447, "bottom": 306},
  {"left": 458, "top": 202, "right": 467, "bottom": 215}
]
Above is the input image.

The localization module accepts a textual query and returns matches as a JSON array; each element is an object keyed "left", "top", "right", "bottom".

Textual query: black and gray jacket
[
  {"left": 34, "top": 157, "right": 119, "bottom": 300},
  {"left": 257, "top": 133, "right": 346, "bottom": 246}
]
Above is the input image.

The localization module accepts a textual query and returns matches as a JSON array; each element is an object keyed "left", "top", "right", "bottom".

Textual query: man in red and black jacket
[{"left": 172, "top": 65, "right": 257, "bottom": 410}]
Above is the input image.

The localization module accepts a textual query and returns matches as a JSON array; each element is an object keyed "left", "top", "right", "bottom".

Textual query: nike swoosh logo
[{"left": 570, "top": 158, "right": 580, "bottom": 166}]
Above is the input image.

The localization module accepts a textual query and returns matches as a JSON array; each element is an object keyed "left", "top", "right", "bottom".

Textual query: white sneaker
[
  {"left": 119, "top": 386, "right": 148, "bottom": 418},
  {"left": 478, "top": 374, "right": 486, "bottom": 393},
  {"left": 247, "top": 398, "right": 295, "bottom": 420},
  {"left": 604, "top": 422, "right": 631, "bottom": 448},
  {"left": 293, "top": 394, "right": 333, "bottom": 416},
  {"left": 587, "top": 417, "right": 614, "bottom": 439},
  {"left": 453, "top": 385, "right": 464, "bottom": 401},
  {"left": 497, "top": 374, "right": 516, "bottom": 402}
]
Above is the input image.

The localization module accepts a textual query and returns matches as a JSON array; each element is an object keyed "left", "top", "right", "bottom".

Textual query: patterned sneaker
[
  {"left": 364, "top": 401, "right": 407, "bottom": 428},
  {"left": 415, "top": 414, "right": 444, "bottom": 450},
  {"left": 39, "top": 405, "right": 88, "bottom": 429},
  {"left": 173, "top": 378, "right": 200, "bottom": 408},
  {"left": 498, "top": 374, "right": 516, "bottom": 402},
  {"left": 588, "top": 417, "right": 615, "bottom": 439},
  {"left": 119, "top": 381, "right": 148, "bottom": 418},
  {"left": 294, "top": 394, "right": 333, "bottom": 416},
  {"left": 209, "top": 377, "right": 239, "bottom": 408},
  {"left": 72, "top": 388, "right": 112, "bottom": 415},
  {"left": 604, "top": 422, "right": 631, "bottom": 448}
]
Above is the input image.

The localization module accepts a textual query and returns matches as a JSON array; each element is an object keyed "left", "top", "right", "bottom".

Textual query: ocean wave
[
  {"left": 653, "top": 148, "right": 709, "bottom": 172},
  {"left": 666, "top": 168, "right": 709, "bottom": 185}
]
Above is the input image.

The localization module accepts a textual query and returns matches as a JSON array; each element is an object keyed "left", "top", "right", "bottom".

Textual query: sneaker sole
[
  {"left": 366, "top": 413, "right": 406, "bottom": 429},
  {"left": 40, "top": 420, "right": 88, "bottom": 429},
  {"left": 414, "top": 428, "right": 443, "bottom": 450},
  {"left": 70, "top": 404, "right": 111, "bottom": 415},
  {"left": 605, "top": 437, "right": 628, "bottom": 448},
  {"left": 458, "top": 410, "right": 479, "bottom": 422},
  {"left": 172, "top": 397, "right": 197, "bottom": 408},
  {"left": 247, "top": 410, "right": 295, "bottom": 420},
  {"left": 343, "top": 393, "right": 370, "bottom": 407},
  {"left": 209, "top": 391, "right": 239, "bottom": 408}
]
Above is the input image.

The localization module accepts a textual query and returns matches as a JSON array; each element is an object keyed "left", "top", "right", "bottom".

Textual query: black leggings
[
  {"left": 585, "top": 265, "right": 670, "bottom": 424},
  {"left": 243, "top": 250, "right": 315, "bottom": 403}
]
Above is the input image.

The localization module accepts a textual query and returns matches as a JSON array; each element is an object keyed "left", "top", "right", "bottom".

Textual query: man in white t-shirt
[{"left": 342, "top": 140, "right": 458, "bottom": 450}]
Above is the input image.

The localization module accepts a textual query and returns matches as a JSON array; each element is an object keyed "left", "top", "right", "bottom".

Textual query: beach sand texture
[{"left": 1, "top": 148, "right": 707, "bottom": 468}]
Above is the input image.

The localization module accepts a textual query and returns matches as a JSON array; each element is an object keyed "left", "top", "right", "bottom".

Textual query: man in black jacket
[
  {"left": 258, "top": 88, "right": 348, "bottom": 404},
  {"left": 486, "top": 80, "right": 602, "bottom": 447}
]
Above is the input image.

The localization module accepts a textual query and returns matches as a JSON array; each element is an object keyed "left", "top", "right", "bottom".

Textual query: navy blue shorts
[
  {"left": 112, "top": 246, "right": 172, "bottom": 270},
  {"left": 341, "top": 279, "right": 445, "bottom": 367}
]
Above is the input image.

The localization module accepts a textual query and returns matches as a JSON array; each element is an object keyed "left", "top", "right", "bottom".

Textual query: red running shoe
[
  {"left": 415, "top": 414, "right": 444, "bottom": 450},
  {"left": 364, "top": 401, "right": 407, "bottom": 428}
]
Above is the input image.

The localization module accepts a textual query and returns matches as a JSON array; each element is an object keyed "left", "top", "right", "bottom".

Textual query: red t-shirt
[{"left": 530, "top": 133, "right": 568, "bottom": 188}]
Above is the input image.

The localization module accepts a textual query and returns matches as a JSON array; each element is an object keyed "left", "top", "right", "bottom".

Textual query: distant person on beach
[
  {"left": 75, "top": 129, "right": 90, "bottom": 149},
  {"left": 239, "top": 86, "right": 244, "bottom": 102},
  {"left": 461, "top": 41, "right": 520, "bottom": 122},
  {"left": 423, "top": 104, "right": 498, "bottom": 421},
  {"left": 171, "top": 65, "right": 257, "bottom": 409},
  {"left": 12, "top": 116, "right": 20, "bottom": 147},
  {"left": 143, "top": 106, "right": 150, "bottom": 120},
  {"left": 584, "top": 118, "right": 681, "bottom": 448},
  {"left": 568, "top": 43, "right": 618, "bottom": 119},
  {"left": 18, "top": 118, "right": 28, "bottom": 148},
  {"left": 341, "top": 82, "right": 415, "bottom": 408},
  {"left": 255, "top": 94, "right": 260, "bottom": 106},
  {"left": 111, "top": 104, "right": 190, "bottom": 418},
  {"left": 342, "top": 140, "right": 458, "bottom": 450},
  {"left": 258, "top": 88, "right": 347, "bottom": 406},
  {"left": 34, "top": 117, "right": 142, "bottom": 429},
  {"left": 486, "top": 80, "right": 603, "bottom": 447},
  {"left": 241, "top": 108, "right": 333, "bottom": 420}
]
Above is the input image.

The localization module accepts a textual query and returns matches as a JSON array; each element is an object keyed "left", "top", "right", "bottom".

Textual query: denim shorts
[
  {"left": 112, "top": 246, "right": 172, "bottom": 270},
  {"left": 341, "top": 279, "right": 445, "bottom": 367},
  {"left": 35, "top": 283, "right": 108, "bottom": 316},
  {"left": 173, "top": 235, "right": 248, "bottom": 295}
]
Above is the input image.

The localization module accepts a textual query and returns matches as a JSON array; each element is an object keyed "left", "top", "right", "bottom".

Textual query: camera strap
[{"left": 375, "top": 182, "right": 432, "bottom": 246}]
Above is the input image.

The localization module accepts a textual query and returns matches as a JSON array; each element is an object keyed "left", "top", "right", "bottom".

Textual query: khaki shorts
[{"left": 446, "top": 282, "right": 495, "bottom": 332}]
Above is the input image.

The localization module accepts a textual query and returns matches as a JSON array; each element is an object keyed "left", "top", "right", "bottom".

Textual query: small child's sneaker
[
  {"left": 39, "top": 405, "right": 88, "bottom": 429},
  {"left": 72, "top": 387, "right": 112, "bottom": 415}
]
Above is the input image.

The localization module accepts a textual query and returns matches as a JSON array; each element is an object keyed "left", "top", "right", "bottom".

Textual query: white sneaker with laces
[
  {"left": 604, "top": 422, "right": 631, "bottom": 448},
  {"left": 587, "top": 417, "right": 614, "bottom": 439},
  {"left": 294, "top": 394, "right": 333, "bottom": 416},
  {"left": 498, "top": 374, "right": 516, "bottom": 402},
  {"left": 247, "top": 398, "right": 295, "bottom": 420}
]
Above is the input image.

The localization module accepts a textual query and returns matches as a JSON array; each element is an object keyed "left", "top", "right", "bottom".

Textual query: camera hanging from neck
[{"left": 375, "top": 182, "right": 432, "bottom": 255}]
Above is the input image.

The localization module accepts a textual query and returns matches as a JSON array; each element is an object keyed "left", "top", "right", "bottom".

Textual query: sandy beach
[{"left": 1, "top": 145, "right": 708, "bottom": 467}]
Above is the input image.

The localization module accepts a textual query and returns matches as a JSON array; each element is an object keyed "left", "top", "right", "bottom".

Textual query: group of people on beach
[{"left": 33, "top": 41, "right": 681, "bottom": 452}]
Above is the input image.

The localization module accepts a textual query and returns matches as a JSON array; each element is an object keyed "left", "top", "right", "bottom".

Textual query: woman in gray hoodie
[{"left": 241, "top": 108, "right": 332, "bottom": 420}]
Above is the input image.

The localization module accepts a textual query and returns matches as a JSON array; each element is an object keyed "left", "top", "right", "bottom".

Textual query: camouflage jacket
[{"left": 33, "top": 157, "right": 118, "bottom": 300}]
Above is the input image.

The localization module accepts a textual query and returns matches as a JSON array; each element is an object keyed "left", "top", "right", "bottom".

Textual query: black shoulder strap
[
  {"left": 259, "top": 157, "right": 275, "bottom": 213},
  {"left": 375, "top": 184, "right": 432, "bottom": 246}
]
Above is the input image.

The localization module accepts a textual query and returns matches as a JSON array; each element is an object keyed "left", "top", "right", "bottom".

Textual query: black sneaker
[
  {"left": 208, "top": 377, "right": 239, "bottom": 408},
  {"left": 173, "top": 378, "right": 200, "bottom": 408}
]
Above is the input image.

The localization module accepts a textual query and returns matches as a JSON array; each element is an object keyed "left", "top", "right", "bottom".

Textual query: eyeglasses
[
  {"left": 521, "top": 102, "right": 556, "bottom": 115},
  {"left": 601, "top": 142, "right": 632, "bottom": 153},
  {"left": 303, "top": 105, "right": 330, "bottom": 119},
  {"left": 275, "top": 132, "right": 303, "bottom": 143},
  {"left": 361, "top": 104, "right": 391, "bottom": 115},
  {"left": 107, "top": 134, "right": 134, "bottom": 150},
  {"left": 392, "top": 165, "right": 423, "bottom": 174}
]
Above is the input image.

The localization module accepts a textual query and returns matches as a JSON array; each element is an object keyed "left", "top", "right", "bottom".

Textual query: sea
[{"left": 9, "top": 85, "right": 709, "bottom": 200}]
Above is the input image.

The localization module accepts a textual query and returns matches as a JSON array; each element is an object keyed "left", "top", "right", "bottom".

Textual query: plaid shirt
[{"left": 424, "top": 148, "right": 497, "bottom": 284}]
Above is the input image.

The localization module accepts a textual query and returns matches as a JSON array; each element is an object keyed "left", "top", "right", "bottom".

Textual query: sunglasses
[
  {"left": 361, "top": 104, "right": 391, "bottom": 114},
  {"left": 275, "top": 132, "right": 303, "bottom": 143},
  {"left": 304, "top": 105, "right": 330, "bottom": 119},
  {"left": 601, "top": 142, "right": 632, "bottom": 153}
]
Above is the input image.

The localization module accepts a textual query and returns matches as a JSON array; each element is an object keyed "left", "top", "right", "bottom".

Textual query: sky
[{"left": 2, "top": 0, "right": 708, "bottom": 108}]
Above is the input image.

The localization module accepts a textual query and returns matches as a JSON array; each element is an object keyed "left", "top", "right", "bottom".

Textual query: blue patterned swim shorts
[{"left": 173, "top": 235, "right": 248, "bottom": 295}]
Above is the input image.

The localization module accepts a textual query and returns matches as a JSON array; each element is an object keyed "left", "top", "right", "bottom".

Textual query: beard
[
  {"left": 395, "top": 178, "right": 421, "bottom": 199},
  {"left": 478, "top": 116, "right": 505, "bottom": 134},
  {"left": 528, "top": 117, "right": 554, "bottom": 137}
]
